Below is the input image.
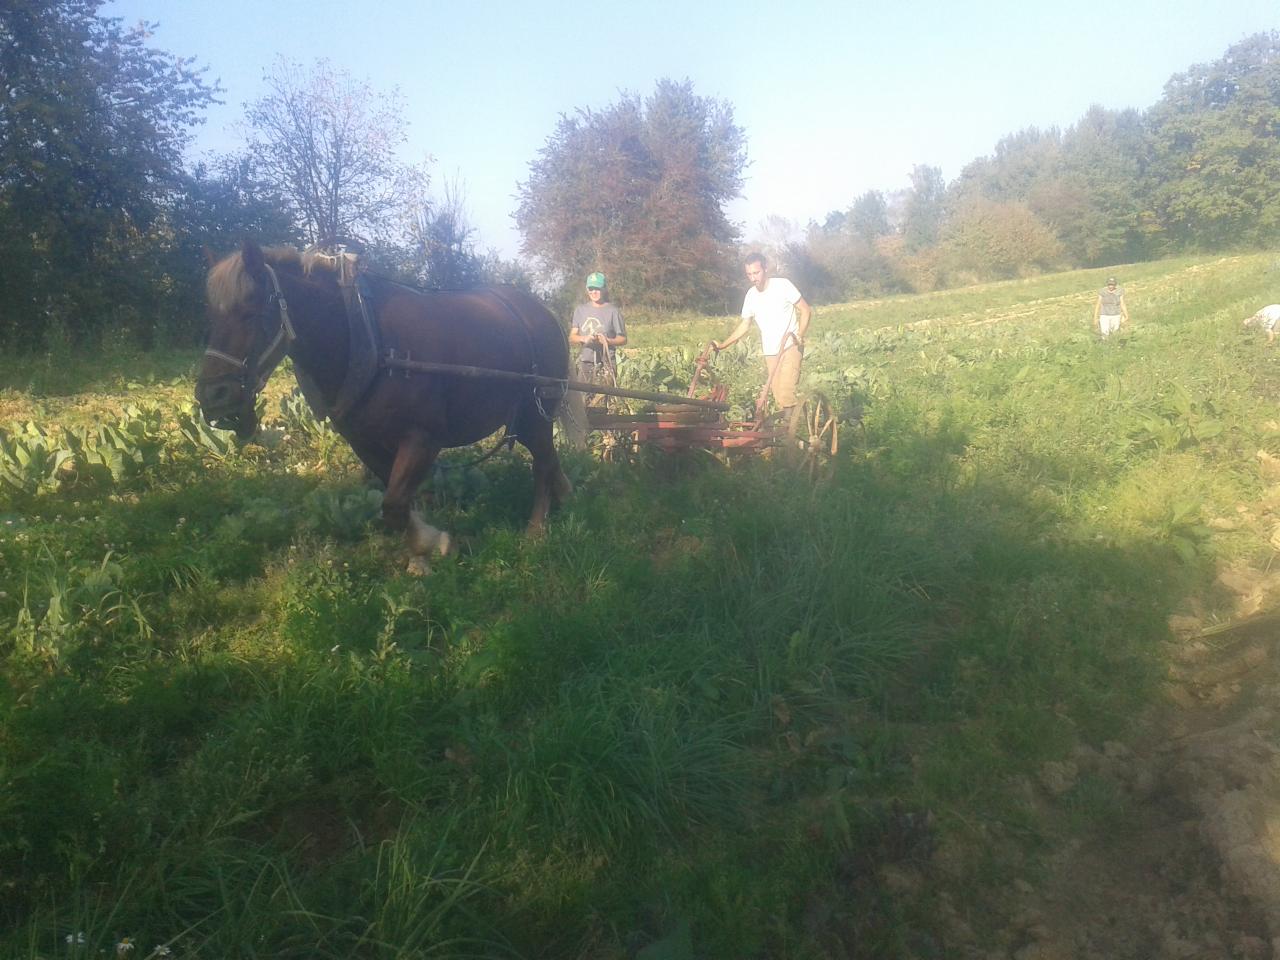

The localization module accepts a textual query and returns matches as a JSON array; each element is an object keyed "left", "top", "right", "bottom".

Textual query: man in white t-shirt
[
  {"left": 712, "top": 253, "right": 813, "bottom": 424},
  {"left": 1244, "top": 304, "right": 1280, "bottom": 344}
]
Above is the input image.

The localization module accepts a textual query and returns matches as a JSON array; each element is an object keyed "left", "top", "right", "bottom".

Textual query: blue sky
[{"left": 106, "top": 0, "right": 1277, "bottom": 259}]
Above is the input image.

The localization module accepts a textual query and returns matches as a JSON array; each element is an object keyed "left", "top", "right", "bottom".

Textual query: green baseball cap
[{"left": 586, "top": 272, "right": 606, "bottom": 289}]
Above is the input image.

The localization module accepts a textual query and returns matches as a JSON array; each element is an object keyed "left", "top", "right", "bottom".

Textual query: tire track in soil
[{"left": 989, "top": 599, "right": 1280, "bottom": 959}]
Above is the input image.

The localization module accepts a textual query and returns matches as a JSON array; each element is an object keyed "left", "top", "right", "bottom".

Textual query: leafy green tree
[
  {"left": 950, "top": 112, "right": 1148, "bottom": 268},
  {"left": 942, "top": 198, "right": 1064, "bottom": 280},
  {"left": 0, "top": 0, "right": 217, "bottom": 347},
  {"left": 953, "top": 127, "right": 1063, "bottom": 204},
  {"left": 150, "top": 158, "right": 299, "bottom": 345},
  {"left": 901, "top": 165, "right": 947, "bottom": 252},
  {"left": 848, "top": 189, "right": 891, "bottom": 243},
  {"left": 1039, "top": 106, "right": 1148, "bottom": 265},
  {"left": 795, "top": 191, "right": 901, "bottom": 302},
  {"left": 516, "top": 78, "right": 746, "bottom": 311},
  {"left": 1145, "top": 32, "right": 1280, "bottom": 250}
]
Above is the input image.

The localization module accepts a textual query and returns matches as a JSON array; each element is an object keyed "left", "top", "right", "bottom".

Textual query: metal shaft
[{"left": 382, "top": 356, "right": 729, "bottom": 411}]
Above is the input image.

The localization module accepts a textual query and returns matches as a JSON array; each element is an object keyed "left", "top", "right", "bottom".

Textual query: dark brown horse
[{"left": 196, "top": 240, "right": 572, "bottom": 572}]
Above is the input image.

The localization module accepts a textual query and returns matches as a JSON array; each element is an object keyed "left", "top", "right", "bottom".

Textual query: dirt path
[{"left": 979, "top": 591, "right": 1280, "bottom": 959}]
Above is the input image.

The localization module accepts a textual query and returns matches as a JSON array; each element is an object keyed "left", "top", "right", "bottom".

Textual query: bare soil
[{"left": 965, "top": 581, "right": 1280, "bottom": 959}]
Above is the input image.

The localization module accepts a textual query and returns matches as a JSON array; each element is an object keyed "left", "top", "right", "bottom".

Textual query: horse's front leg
[{"left": 382, "top": 432, "right": 448, "bottom": 575}]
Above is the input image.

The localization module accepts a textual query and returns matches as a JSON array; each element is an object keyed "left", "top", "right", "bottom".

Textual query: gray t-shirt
[
  {"left": 1098, "top": 286, "right": 1125, "bottom": 315},
  {"left": 571, "top": 302, "right": 625, "bottom": 364}
]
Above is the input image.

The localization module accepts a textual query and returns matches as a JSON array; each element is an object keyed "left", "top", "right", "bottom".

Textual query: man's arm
[
  {"left": 713, "top": 316, "right": 753, "bottom": 351},
  {"left": 795, "top": 297, "right": 813, "bottom": 342}
]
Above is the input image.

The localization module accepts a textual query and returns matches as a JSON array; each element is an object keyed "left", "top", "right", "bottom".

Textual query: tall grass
[{"left": 1, "top": 252, "right": 1275, "bottom": 957}]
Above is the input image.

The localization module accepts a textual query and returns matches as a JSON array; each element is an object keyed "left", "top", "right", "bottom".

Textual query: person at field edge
[
  {"left": 1093, "top": 276, "right": 1129, "bottom": 339},
  {"left": 1243, "top": 304, "right": 1280, "bottom": 344},
  {"left": 568, "top": 272, "right": 627, "bottom": 384},
  {"left": 713, "top": 253, "right": 813, "bottom": 426}
]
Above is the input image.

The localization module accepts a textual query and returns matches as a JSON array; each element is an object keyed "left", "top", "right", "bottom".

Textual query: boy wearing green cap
[{"left": 569, "top": 272, "right": 627, "bottom": 383}]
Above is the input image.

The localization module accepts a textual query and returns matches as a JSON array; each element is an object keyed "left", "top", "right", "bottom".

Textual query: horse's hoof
[{"left": 406, "top": 556, "right": 432, "bottom": 577}]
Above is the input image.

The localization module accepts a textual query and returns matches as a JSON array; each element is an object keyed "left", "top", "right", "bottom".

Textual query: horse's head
[{"left": 195, "top": 240, "right": 296, "bottom": 439}]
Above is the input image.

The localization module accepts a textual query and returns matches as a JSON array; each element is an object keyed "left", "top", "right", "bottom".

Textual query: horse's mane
[{"left": 206, "top": 246, "right": 345, "bottom": 312}]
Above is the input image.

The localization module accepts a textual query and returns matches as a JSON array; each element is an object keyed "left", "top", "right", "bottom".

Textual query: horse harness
[{"left": 208, "top": 256, "right": 564, "bottom": 442}]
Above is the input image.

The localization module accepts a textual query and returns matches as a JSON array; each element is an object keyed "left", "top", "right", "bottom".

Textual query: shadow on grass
[{"left": 0, "top": 416, "right": 1222, "bottom": 959}]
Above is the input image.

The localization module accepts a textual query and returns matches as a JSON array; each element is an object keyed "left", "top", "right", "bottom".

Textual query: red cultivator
[{"left": 583, "top": 340, "right": 839, "bottom": 458}]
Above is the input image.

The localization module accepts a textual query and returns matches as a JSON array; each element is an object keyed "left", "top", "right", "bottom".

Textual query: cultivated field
[{"left": 3, "top": 252, "right": 1279, "bottom": 958}]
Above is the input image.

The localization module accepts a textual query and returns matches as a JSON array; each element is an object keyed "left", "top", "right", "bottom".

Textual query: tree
[
  {"left": 901, "top": 165, "right": 948, "bottom": 252},
  {"left": 848, "top": 190, "right": 891, "bottom": 243},
  {"left": 1038, "top": 106, "right": 1148, "bottom": 265},
  {"left": 950, "top": 113, "right": 1149, "bottom": 267},
  {"left": 942, "top": 198, "right": 1064, "bottom": 281},
  {"left": 147, "top": 157, "right": 299, "bottom": 345},
  {"left": 516, "top": 78, "right": 746, "bottom": 311},
  {"left": 790, "top": 192, "right": 901, "bottom": 303},
  {"left": 241, "top": 58, "right": 426, "bottom": 249},
  {"left": 1145, "top": 32, "right": 1280, "bottom": 250},
  {"left": 398, "top": 176, "right": 486, "bottom": 289},
  {"left": 0, "top": 0, "right": 217, "bottom": 347}
]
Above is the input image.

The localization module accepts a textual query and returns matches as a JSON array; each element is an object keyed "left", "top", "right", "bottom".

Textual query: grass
[{"left": 1, "top": 251, "right": 1278, "bottom": 957}]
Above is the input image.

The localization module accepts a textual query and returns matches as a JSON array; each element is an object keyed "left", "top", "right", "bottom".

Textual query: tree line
[
  {"left": 1, "top": 2, "right": 1277, "bottom": 352},
  {"left": 0, "top": 2, "right": 522, "bottom": 351},
  {"left": 787, "top": 32, "right": 1280, "bottom": 302}
]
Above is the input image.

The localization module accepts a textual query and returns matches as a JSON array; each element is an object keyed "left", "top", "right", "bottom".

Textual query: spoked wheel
[{"left": 796, "top": 392, "right": 838, "bottom": 458}]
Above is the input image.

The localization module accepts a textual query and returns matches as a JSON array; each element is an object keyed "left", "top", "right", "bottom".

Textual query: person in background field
[
  {"left": 712, "top": 252, "right": 813, "bottom": 427},
  {"left": 568, "top": 272, "right": 627, "bottom": 384},
  {"left": 1093, "top": 276, "right": 1129, "bottom": 339},
  {"left": 1243, "top": 304, "right": 1280, "bottom": 344}
]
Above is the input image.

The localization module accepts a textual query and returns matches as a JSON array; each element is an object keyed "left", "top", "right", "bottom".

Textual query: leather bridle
[{"left": 198, "top": 263, "right": 297, "bottom": 425}]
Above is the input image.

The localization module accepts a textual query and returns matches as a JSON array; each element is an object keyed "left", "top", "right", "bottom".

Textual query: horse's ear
[
  {"left": 241, "top": 239, "right": 265, "bottom": 279},
  {"left": 202, "top": 245, "right": 218, "bottom": 269}
]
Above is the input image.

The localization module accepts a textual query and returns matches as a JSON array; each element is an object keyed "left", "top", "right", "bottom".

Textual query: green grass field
[{"left": 2, "top": 252, "right": 1277, "bottom": 958}]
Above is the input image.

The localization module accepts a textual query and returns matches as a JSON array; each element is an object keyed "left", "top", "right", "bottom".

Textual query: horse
[{"left": 195, "top": 240, "right": 572, "bottom": 573}]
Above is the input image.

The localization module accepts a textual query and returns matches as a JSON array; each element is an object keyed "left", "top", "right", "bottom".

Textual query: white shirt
[
  {"left": 1255, "top": 304, "right": 1280, "bottom": 330},
  {"left": 742, "top": 278, "right": 802, "bottom": 355}
]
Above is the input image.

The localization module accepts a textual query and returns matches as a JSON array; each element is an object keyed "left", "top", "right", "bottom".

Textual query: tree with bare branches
[{"left": 241, "top": 58, "right": 426, "bottom": 249}]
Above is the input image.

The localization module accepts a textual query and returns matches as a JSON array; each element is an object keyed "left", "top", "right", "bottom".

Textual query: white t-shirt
[
  {"left": 742, "top": 278, "right": 802, "bottom": 355},
  {"left": 1254, "top": 304, "right": 1280, "bottom": 331}
]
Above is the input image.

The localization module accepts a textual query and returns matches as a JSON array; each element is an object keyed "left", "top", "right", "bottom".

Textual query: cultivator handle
[{"left": 688, "top": 341, "right": 720, "bottom": 399}]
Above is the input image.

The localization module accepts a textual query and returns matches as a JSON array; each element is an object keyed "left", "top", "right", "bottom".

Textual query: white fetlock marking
[
  {"left": 412, "top": 512, "right": 453, "bottom": 555},
  {"left": 435, "top": 531, "right": 452, "bottom": 557}
]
